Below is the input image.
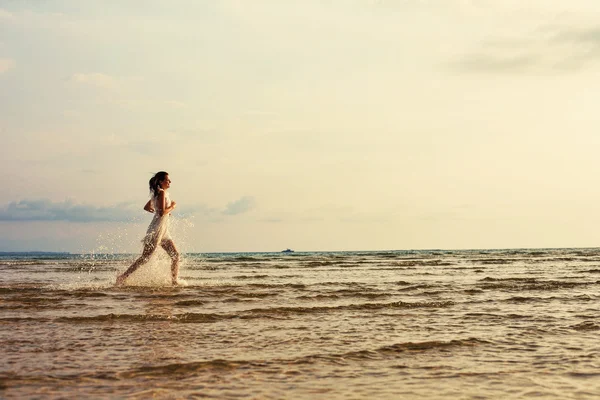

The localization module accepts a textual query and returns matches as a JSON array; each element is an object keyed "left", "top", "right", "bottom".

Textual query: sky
[{"left": 1, "top": 0, "right": 600, "bottom": 253}]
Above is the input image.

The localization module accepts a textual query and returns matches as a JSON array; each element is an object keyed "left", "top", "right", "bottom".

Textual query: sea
[{"left": 1, "top": 248, "right": 599, "bottom": 399}]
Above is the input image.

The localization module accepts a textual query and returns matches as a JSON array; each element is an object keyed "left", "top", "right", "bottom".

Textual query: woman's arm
[
  {"left": 143, "top": 200, "right": 154, "bottom": 213},
  {"left": 157, "top": 191, "right": 177, "bottom": 216}
]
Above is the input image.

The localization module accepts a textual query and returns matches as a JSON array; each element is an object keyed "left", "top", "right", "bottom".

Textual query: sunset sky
[{"left": 1, "top": 0, "right": 600, "bottom": 253}]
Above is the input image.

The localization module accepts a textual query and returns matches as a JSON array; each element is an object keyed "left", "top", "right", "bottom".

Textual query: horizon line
[{"left": 1, "top": 246, "right": 600, "bottom": 255}]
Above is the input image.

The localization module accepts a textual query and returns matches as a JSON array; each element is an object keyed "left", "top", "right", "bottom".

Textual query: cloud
[
  {"left": 260, "top": 217, "right": 283, "bottom": 223},
  {"left": 556, "top": 27, "right": 600, "bottom": 44},
  {"left": 0, "top": 58, "right": 15, "bottom": 73},
  {"left": 0, "top": 8, "right": 14, "bottom": 20},
  {"left": 0, "top": 195, "right": 258, "bottom": 223},
  {"left": 222, "top": 196, "right": 256, "bottom": 215},
  {"left": 70, "top": 72, "right": 116, "bottom": 88},
  {"left": 0, "top": 199, "right": 140, "bottom": 222},
  {"left": 455, "top": 24, "right": 600, "bottom": 74},
  {"left": 165, "top": 100, "right": 187, "bottom": 109},
  {"left": 551, "top": 26, "right": 600, "bottom": 67},
  {"left": 456, "top": 52, "right": 539, "bottom": 74}
]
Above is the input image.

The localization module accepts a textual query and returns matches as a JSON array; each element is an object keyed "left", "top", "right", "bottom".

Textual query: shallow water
[{"left": 1, "top": 249, "right": 599, "bottom": 399}]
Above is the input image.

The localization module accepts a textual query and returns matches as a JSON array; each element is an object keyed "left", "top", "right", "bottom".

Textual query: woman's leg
[
  {"left": 116, "top": 242, "right": 156, "bottom": 285},
  {"left": 161, "top": 239, "right": 180, "bottom": 284}
]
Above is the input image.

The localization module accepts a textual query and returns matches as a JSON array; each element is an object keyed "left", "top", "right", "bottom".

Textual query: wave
[
  {"left": 504, "top": 296, "right": 548, "bottom": 303},
  {"left": 230, "top": 256, "right": 259, "bottom": 262},
  {"left": 232, "top": 275, "right": 270, "bottom": 280},
  {"left": 53, "top": 313, "right": 227, "bottom": 323},
  {"left": 0, "top": 287, "right": 47, "bottom": 294},
  {"left": 296, "top": 291, "right": 391, "bottom": 301},
  {"left": 0, "top": 261, "right": 50, "bottom": 267},
  {"left": 390, "top": 260, "right": 455, "bottom": 267},
  {"left": 174, "top": 300, "right": 206, "bottom": 306},
  {"left": 353, "top": 338, "right": 488, "bottom": 356},
  {"left": 397, "top": 284, "right": 438, "bottom": 292},
  {"left": 29, "top": 338, "right": 487, "bottom": 381},
  {"left": 247, "top": 283, "right": 307, "bottom": 290},
  {"left": 477, "top": 258, "right": 515, "bottom": 264},
  {"left": 3, "top": 300, "right": 456, "bottom": 324},
  {"left": 477, "top": 277, "right": 599, "bottom": 291},
  {"left": 480, "top": 277, "right": 538, "bottom": 282},
  {"left": 237, "top": 300, "right": 456, "bottom": 316},
  {"left": 462, "top": 312, "right": 532, "bottom": 321},
  {"left": 571, "top": 321, "right": 600, "bottom": 331}
]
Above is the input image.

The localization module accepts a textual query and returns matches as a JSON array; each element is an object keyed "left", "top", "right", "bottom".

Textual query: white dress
[{"left": 143, "top": 189, "right": 172, "bottom": 247}]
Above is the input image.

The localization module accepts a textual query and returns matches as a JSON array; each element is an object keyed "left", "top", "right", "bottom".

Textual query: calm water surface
[{"left": 1, "top": 248, "right": 599, "bottom": 399}]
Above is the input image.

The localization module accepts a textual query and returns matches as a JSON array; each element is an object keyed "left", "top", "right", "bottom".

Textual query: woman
[{"left": 116, "top": 171, "right": 180, "bottom": 285}]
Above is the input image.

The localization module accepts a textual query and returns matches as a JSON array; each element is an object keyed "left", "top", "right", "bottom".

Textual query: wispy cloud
[
  {"left": 0, "top": 8, "right": 14, "bottom": 20},
  {"left": 455, "top": 24, "right": 600, "bottom": 74},
  {"left": 70, "top": 72, "right": 116, "bottom": 88},
  {"left": 223, "top": 196, "right": 256, "bottom": 215},
  {"left": 556, "top": 27, "right": 600, "bottom": 44},
  {"left": 551, "top": 26, "right": 600, "bottom": 68},
  {"left": 164, "top": 100, "right": 187, "bottom": 109},
  {"left": 0, "top": 197, "right": 259, "bottom": 223},
  {"left": 0, "top": 199, "right": 139, "bottom": 222},
  {"left": 0, "top": 58, "right": 15, "bottom": 73},
  {"left": 260, "top": 217, "right": 283, "bottom": 223},
  {"left": 456, "top": 52, "right": 539, "bottom": 74}
]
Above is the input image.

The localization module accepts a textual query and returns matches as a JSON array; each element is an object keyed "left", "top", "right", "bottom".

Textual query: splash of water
[{"left": 76, "top": 215, "right": 197, "bottom": 288}]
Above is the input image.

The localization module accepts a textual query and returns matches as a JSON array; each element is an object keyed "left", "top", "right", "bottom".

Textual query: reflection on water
[
  {"left": 1, "top": 249, "right": 600, "bottom": 398},
  {"left": 138, "top": 296, "right": 177, "bottom": 367}
]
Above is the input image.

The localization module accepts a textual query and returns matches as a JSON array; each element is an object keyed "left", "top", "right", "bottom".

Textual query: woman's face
[{"left": 160, "top": 175, "right": 171, "bottom": 190}]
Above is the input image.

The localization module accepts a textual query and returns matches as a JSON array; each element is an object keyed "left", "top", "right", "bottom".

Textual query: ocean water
[{"left": 1, "top": 248, "right": 599, "bottom": 399}]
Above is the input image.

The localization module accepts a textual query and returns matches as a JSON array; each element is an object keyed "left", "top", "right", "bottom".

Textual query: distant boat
[{"left": 281, "top": 248, "right": 294, "bottom": 253}]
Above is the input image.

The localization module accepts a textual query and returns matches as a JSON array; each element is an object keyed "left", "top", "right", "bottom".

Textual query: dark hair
[{"left": 149, "top": 171, "right": 169, "bottom": 197}]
